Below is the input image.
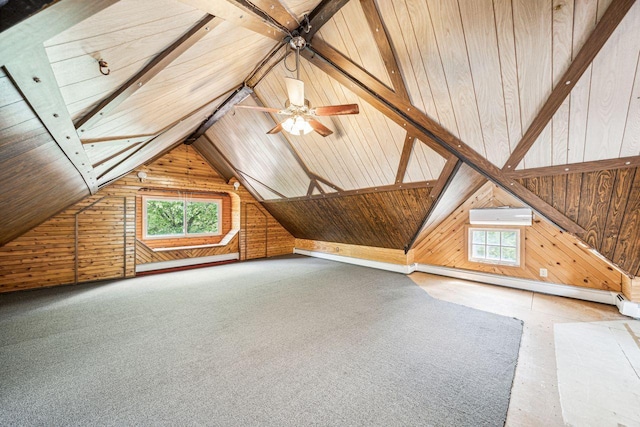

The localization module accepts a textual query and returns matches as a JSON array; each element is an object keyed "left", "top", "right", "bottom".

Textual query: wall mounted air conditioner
[{"left": 469, "top": 207, "right": 532, "bottom": 226}]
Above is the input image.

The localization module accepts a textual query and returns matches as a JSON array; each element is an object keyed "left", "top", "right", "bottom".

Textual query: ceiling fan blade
[
  {"left": 267, "top": 122, "right": 283, "bottom": 134},
  {"left": 312, "top": 104, "right": 360, "bottom": 116},
  {"left": 285, "top": 77, "right": 305, "bottom": 106},
  {"left": 308, "top": 119, "right": 333, "bottom": 137},
  {"left": 235, "top": 105, "right": 283, "bottom": 113}
]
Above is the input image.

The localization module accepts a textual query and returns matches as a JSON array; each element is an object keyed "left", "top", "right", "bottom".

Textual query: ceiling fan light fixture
[{"left": 282, "top": 115, "right": 313, "bottom": 135}]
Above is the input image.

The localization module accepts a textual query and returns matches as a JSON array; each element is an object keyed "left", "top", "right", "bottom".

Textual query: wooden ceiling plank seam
[
  {"left": 4, "top": 46, "right": 98, "bottom": 193},
  {"left": 201, "top": 134, "right": 263, "bottom": 201},
  {"left": 506, "top": 154, "right": 640, "bottom": 178},
  {"left": 264, "top": 180, "right": 435, "bottom": 204},
  {"left": 620, "top": 50, "right": 640, "bottom": 157},
  {"left": 359, "top": 0, "right": 410, "bottom": 101},
  {"left": 74, "top": 14, "right": 218, "bottom": 134},
  {"left": 391, "top": 0, "right": 444, "bottom": 126},
  {"left": 425, "top": 0, "right": 487, "bottom": 161},
  {"left": 245, "top": 41, "right": 288, "bottom": 88},
  {"left": 96, "top": 95, "right": 226, "bottom": 182},
  {"left": 240, "top": 173, "right": 285, "bottom": 200},
  {"left": 458, "top": 0, "right": 511, "bottom": 167},
  {"left": 91, "top": 141, "right": 145, "bottom": 168},
  {"left": 503, "top": 0, "right": 637, "bottom": 171},
  {"left": 305, "top": 40, "right": 587, "bottom": 236},
  {"left": 395, "top": 133, "right": 414, "bottom": 184},
  {"left": 306, "top": 0, "right": 352, "bottom": 40},
  {"left": 582, "top": 1, "right": 640, "bottom": 163},
  {"left": 299, "top": 62, "right": 374, "bottom": 188},
  {"left": 236, "top": 169, "right": 287, "bottom": 198},
  {"left": 406, "top": 155, "right": 460, "bottom": 252},
  {"left": 0, "top": 0, "right": 119, "bottom": 65},
  {"left": 304, "top": 38, "right": 451, "bottom": 158},
  {"left": 191, "top": 138, "right": 236, "bottom": 182},
  {"left": 185, "top": 85, "right": 253, "bottom": 143},
  {"left": 492, "top": 0, "right": 523, "bottom": 154}
]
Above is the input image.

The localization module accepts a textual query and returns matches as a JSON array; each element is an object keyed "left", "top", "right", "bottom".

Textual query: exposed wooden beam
[
  {"left": 185, "top": 85, "right": 254, "bottom": 144},
  {"left": 265, "top": 180, "right": 435, "bottom": 203},
  {"left": 4, "top": 45, "right": 98, "bottom": 193},
  {"left": 506, "top": 155, "right": 640, "bottom": 179},
  {"left": 302, "top": 39, "right": 450, "bottom": 159},
  {"left": 178, "top": 0, "right": 285, "bottom": 40},
  {"left": 237, "top": 169, "right": 287, "bottom": 199},
  {"left": 227, "top": 0, "right": 299, "bottom": 31},
  {"left": 305, "top": 0, "right": 351, "bottom": 40},
  {"left": 304, "top": 40, "right": 586, "bottom": 236},
  {"left": 310, "top": 173, "right": 343, "bottom": 192},
  {"left": 306, "top": 181, "right": 316, "bottom": 197},
  {"left": 503, "top": 0, "right": 637, "bottom": 171},
  {"left": 359, "top": 0, "right": 409, "bottom": 100},
  {"left": 245, "top": 42, "right": 288, "bottom": 88},
  {"left": 395, "top": 133, "right": 414, "bottom": 184},
  {"left": 81, "top": 135, "right": 154, "bottom": 145},
  {"left": 96, "top": 95, "right": 229, "bottom": 183},
  {"left": 405, "top": 156, "right": 460, "bottom": 252},
  {"left": 201, "top": 134, "right": 264, "bottom": 201},
  {"left": 0, "top": 0, "right": 119, "bottom": 65},
  {"left": 91, "top": 141, "right": 144, "bottom": 168},
  {"left": 75, "top": 15, "right": 218, "bottom": 134}
]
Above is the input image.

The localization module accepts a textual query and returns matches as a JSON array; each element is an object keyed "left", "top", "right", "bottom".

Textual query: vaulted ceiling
[{"left": 1, "top": 0, "right": 639, "bottom": 275}]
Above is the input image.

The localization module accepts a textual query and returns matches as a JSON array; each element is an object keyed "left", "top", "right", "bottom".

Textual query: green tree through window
[{"left": 144, "top": 197, "right": 220, "bottom": 238}]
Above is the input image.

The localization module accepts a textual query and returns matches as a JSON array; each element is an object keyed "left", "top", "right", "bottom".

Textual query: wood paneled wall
[
  {"left": 0, "top": 145, "right": 294, "bottom": 293},
  {"left": 240, "top": 202, "right": 294, "bottom": 260},
  {"left": 516, "top": 166, "right": 640, "bottom": 277},
  {"left": 263, "top": 187, "right": 434, "bottom": 249},
  {"left": 414, "top": 183, "right": 624, "bottom": 292}
]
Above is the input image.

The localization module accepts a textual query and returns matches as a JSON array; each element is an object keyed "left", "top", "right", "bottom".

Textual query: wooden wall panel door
[
  {"left": 76, "top": 197, "right": 127, "bottom": 282},
  {"left": 243, "top": 203, "right": 267, "bottom": 260}
]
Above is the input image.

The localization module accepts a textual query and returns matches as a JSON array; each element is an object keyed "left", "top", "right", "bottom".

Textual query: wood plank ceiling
[{"left": 1, "top": 0, "right": 639, "bottom": 275}]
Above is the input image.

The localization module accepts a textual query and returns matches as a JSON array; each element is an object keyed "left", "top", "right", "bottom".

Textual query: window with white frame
[
  {"left": 468, "top": 228, "right": 521, "bottom": 266},
  {"left": 143, "top": 196, "right": 221, "bottom": 239}
]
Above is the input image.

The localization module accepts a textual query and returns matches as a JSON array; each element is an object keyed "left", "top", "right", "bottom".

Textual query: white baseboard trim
[
  {"left": 293, "top": 248, "right": 415, "bottom": 274},
  {"left": 135, "top": 253, "right": 239, "bottom": 273},
  {"left": 415, "top": 263, "right": 618, "bottom": 306}
]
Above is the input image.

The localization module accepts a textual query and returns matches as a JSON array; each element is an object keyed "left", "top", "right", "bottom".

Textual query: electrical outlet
[{"left": 540, "top": 268, "right": 548, "bottom": 278}]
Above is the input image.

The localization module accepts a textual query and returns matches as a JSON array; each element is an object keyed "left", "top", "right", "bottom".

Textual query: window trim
[
  {"left": 466, "top": 226, "right": 524, "bottom": 268},
  {"left": 142, "top": 195, "right": 221, "bottom": 240}
]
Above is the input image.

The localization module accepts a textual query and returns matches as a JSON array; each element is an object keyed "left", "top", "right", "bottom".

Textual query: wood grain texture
[
  {"left": 516, "top": 166, "right": 640, "bottom": 276},
  {"left": 510, "top": 0, "right": 639, "bottom": 170},
  {"left": 304, "top": 39, "right": 586, "bottom": 235},
  {"left": 0, "top": 145, "right": 294, "bottom": 292},
  {"left": 414, "top": 182, "right": 623, "bottom": 291},
  {"left": 262, "top": 187, "right": 434, "bottom": 249}
]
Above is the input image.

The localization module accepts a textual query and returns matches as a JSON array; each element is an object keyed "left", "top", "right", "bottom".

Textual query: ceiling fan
[{"left": 235, "top": 36, "right": 359, "bottom": 137}]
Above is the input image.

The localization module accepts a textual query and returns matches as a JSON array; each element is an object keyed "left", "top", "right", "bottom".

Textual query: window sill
[{"left": 147, "top": 229, "right": 239, "bottom": 252}]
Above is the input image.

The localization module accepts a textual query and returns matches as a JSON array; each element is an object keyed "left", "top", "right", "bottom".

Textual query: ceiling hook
[{"left": 98, "top": 59, "right": 110, "bottom": 76}]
